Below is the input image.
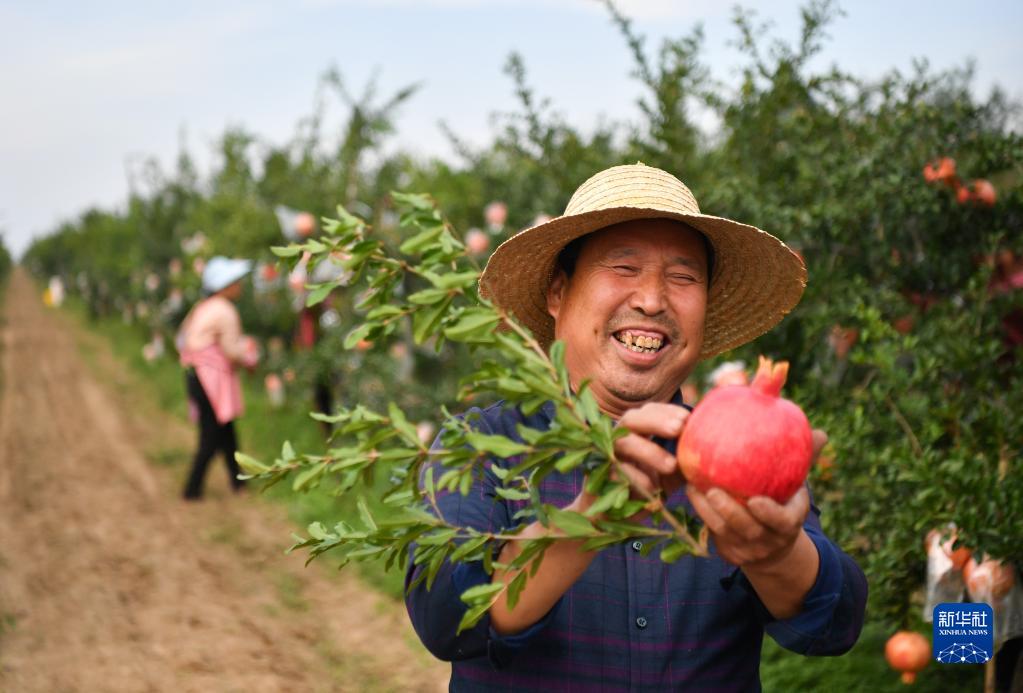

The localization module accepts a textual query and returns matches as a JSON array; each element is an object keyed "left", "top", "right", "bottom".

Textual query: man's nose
[{"left": 629, "top": 271, "right": 667, "bottom": 315}]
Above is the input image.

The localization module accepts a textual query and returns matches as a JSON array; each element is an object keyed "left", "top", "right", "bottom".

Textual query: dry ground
[{"left": 0, "top": 270, "right": 448, "bottom": 692}]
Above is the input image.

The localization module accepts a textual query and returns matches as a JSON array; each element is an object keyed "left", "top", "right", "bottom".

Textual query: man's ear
[{"left": 546, "top": 270, "right": 567, "bottom": 320}]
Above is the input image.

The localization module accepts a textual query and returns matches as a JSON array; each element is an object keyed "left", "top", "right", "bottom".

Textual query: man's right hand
[{"left": 610, "top": 402, "right": 689, "bottom": 503}]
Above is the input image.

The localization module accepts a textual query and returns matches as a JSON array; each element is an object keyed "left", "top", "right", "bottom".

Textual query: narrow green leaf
[
  {"left": 357, "top": 497, "right": 378, "bottom": 531},
  {"left": 494, "top": 486, "right": 532, "bottom": 501},
  {"left": 387, "top": 402, "right": 420, "bottom": 445},
  {"left": 506, "top": 570, "right": 528, "bottom": 610},
  {"left": 659, "top": 540, "right": 692, "bottom": 564},
  {"left": 270, "top": 244, "right": 302, "bottom": 257},
  {"left": 456, "top": 604, "right": 489, "bottom": 634},
  {"left": 234, "top": 452, "right": 269, "bottom": 475},
  {"left": 554, "top": 449, "right": 589, "bottom": 473},
  {"left": 546, "top": 506, "right": 598, "bottom": 537},
  {"left": 305, "top": 283, "right": 334, "bottom": 306},
  {"left": 343, "top": 323, "right": 373, "bottom": 349},
  {"left": 464, "top": 432, "right": 530, "bottom": 458},
  {"left": 458, "top": 581, "right": 504, "bottom": 605}
]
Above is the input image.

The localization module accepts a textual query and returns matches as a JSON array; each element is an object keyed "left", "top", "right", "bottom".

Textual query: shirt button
[
  {"left": 631, "top": 540, "right": 643, "bottom": 552},
  {"left": 636, "top": 617, "right": 648, "bottom": 629}
]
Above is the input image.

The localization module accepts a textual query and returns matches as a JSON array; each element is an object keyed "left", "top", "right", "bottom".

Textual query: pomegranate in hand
[{"left": 677, "top": 356, "right": 813, "bottom": 503}]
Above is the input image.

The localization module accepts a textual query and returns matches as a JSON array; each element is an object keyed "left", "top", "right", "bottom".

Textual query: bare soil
[{"left": 0, "top": 270, "right": 448, "bottom": 692}]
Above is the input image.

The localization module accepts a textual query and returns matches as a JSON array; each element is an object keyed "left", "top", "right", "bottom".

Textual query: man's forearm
[
  {"left": 489, "top": 497, "right": 599, "bottom": 635},
  {"left": 741, "top": 529, "right": 820, "bottom": 619}
]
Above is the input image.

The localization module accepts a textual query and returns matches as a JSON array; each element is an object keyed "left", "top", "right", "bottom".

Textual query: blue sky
[{"left": 1, "top": 0, "right": 1020, "bottom": 257}]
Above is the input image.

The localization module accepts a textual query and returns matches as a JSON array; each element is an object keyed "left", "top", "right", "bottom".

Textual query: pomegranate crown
[{"left": 752, "top": 356, "right": 789, "bottom": 397}]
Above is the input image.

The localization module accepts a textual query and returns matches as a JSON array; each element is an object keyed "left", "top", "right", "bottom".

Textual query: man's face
[{"left": 546, "top": 219, "right": 708, "bottom": 417}]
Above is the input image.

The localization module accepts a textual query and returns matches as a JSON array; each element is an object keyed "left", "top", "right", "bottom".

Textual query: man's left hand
[{"left": 687, "top": 486, "right": 809, "bottom": 567}]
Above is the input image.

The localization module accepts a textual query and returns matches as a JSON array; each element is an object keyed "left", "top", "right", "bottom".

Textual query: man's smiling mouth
[{"left": 612, "top": 329, "right": 666, "bottom": 354}]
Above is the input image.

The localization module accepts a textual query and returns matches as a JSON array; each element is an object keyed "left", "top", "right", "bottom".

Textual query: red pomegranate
[
  {"left": 295, "top": 212, "right": 317, "bottom": 237},
  {"left": 922, "top": 157, "right": 956, "bottom": 187},
  {"left": 971, "top": 179, "right": 997, "bottom": 207},
  {"left": 925, "top": 528, "right": 972, "bottom": 570},
  {"left": 260, "top": 263, "right": 279, "bottom": 282},
  {"left": 956, "top": 186, "right": 971, "bottom": 205},
  {"left": 885, "top": 631, "right": 930, "bottom": 684},
  {"left": 963, "top": 558, "right": 1015, "bottom": 601},
  {"left": 465, "top": 229, "right": 490, "bottom": 255},
  {"left": 677, "top": 356, "right": 814, "bottom": 503},
  {"left": 892, "top": 315, "right": 915, "bottom": 335},
  {"left": 484, "top": 201, "right": 508, "bottom": 229}
]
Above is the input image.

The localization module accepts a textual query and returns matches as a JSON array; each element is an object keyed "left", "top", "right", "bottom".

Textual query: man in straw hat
[{"left": 405, "top": 164, "right": 867, "bottom": 689}]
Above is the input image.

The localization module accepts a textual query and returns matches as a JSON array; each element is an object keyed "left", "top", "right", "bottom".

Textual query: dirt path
[{"left": 0, "top": 270, "right": 448, "bottom": 692}]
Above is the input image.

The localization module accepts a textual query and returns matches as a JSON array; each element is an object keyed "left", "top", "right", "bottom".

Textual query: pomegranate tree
[{"left": 677, "top": 356, "right": 814, "bottom": 503}]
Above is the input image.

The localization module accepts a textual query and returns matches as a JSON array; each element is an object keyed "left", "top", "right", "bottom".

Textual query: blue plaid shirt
[{"left": 405, "top": 398, "right": 867, "bottom": 691}]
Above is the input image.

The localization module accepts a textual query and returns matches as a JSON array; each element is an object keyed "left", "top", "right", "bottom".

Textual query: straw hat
[{"left": 479, "top": 163, "right": 806, "bottom": 359}]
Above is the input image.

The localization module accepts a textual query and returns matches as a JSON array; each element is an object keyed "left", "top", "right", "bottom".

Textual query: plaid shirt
[{"left": 405, "top": 398, "right": 867, "bottom": 691}]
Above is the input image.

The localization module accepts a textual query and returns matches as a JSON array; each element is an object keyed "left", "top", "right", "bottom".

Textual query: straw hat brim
[{"left": 479, "top": 206, "right": 806, "bottom": 359}]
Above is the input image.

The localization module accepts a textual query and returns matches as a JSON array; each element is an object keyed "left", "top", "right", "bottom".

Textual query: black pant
[{"left": 183, "top": 369, "right": 244, "bottom": 499}]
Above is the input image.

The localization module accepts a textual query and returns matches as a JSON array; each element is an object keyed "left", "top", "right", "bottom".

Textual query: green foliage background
[{"left": 22, "top": 1, "right": 1021, "bottom": 687}]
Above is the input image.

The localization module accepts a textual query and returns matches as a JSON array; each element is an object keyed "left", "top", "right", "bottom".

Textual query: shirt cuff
[
  {"left": 771, "top": 527, "right": 843, "bottom": 636},
  {"left": 451, "top": 560, "right": 562, "bottom": 669},
  {"left": 723, "top": 526, "right": 844, "bottom": 651}
]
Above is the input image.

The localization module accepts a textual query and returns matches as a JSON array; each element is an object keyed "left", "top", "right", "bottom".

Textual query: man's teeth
[{"left": 615, "top": 331, "right": 663, "bottom": 352}]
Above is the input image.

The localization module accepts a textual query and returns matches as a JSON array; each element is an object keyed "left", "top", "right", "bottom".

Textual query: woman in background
[{"left": 176, "top": 257, "right": 259, "bottom": 500}]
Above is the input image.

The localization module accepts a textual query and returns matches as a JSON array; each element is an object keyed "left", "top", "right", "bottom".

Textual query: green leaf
[
  {"left": 465, "top": 432, "right": 530, "bottom": 458},
  {"left": 554, "top": 449, "right": 589, "bottom": 473},
  {"left": 546, "top": 506, "right": 598, "bottom": 537},
  {"left": 271, "top": 244, "right": 303, "bottom": 257},
  {"left": 412, "top": 296, "right": 453, "bottom": 344},
  {"left": 450, "top": 535, "right": 489, "bottom": 562},
  {"left": 399, "top": 224, "right": 444, "bottom": 254},
  {"left": 659, "top": 540, "right": 691, "bottom": 564},
  {"left": 357, "top": 497, "right": 378, "bottom": 532},
  {"left": 387, "top": 402, "right": 420, "bottom": 445},
  {"left": 456, "top": 604, "right": 489, "bottom": 634},
  {"left": 307, "top": 522, "right": 330, "bottom": 540},
  {"left": 444, "top": 309, "right": 501, "bottom": 342},
  {"left": 408, "top": 287, "right": 450, "bottom": 306},
  {"left": 391, "top": 191, "right": 435, "bottom": 211},
  {"left": 234, "top": 452, "right": 269, "bottom": 475},
  {"left": 281, "top": 441, "right": 296, "bottom": 462},
  {"left": 292, "top": 464, "right": 323, "bottom": 491},
  {"left": 495, "top": 486, "right": 532, "bottom": 501},
  {"left": 430, "top": 270, "right": 480, "bottom": 290},
  {"left": 367, "top": 304, "right": 405, "bottom": 320},
  {"left": 506, "top": 570, "right": 528, "bottom": 610},
  {"left": 458, "top": 581, "right": 504, "bottom": 605},
  {"left": 305, "top": 283, "right": 334, "bottom": 306},
  {"left": 343, "top": 323, "right": 373, "bottom": 349},
  {"left": 586, "top": 483, "right": 629, "bottom": 517}
]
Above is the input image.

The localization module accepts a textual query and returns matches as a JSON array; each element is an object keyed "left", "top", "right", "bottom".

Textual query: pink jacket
[{"left": 177, "top": 297, "right": 258, "bottom": 424}]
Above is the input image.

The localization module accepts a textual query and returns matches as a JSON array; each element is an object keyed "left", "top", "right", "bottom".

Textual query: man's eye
[{"left": 613, "top": 265, "right": 638, "bottom": 273}]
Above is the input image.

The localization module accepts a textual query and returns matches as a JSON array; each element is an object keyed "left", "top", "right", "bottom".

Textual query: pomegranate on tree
[
  {"left": 925, "top": 527, "right": 972, "bottom": 571},
  {"left": 971, "top": 179, "right": 997, "bottom": 207},
  {"left": 922, "top": 157, "right": 956, "bottom": 187},
  {"left": 677, "top": 356, "right": 814, "bottom": 503},
  {"left": 295, "top": 212, "right": 317, "bottom": 237},
  {"left": 963, "top": 558, "right": 1015, "bottom": 602},
  {"left": 465, "top": 229, "right": 491, "bottom": 255},
  {"left": 885, "top": 631, "right": 930, "bottom": 684}
]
